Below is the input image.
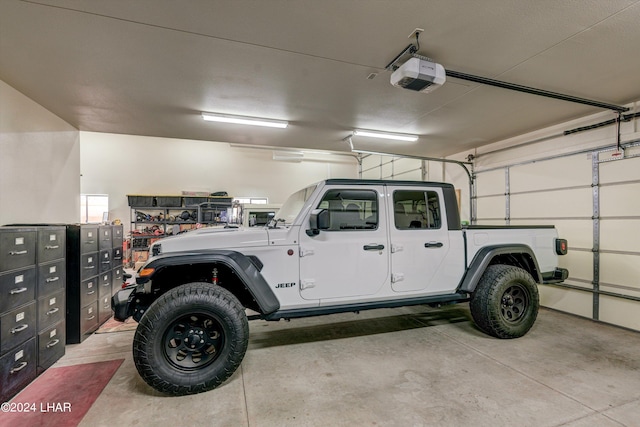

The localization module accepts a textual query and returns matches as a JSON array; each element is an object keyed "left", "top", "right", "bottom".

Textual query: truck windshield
[{"left": 273, "top": 183, "right": 318, "bottom": 226}]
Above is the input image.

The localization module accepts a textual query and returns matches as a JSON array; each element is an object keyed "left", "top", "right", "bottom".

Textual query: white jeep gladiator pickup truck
[{"left": 112, "top": 179, "right": 568, "bottom": 396}]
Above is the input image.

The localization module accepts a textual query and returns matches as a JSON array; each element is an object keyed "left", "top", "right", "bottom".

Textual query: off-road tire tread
[
  {"left": 132, "top": 282, "right": 249, "bottom": 396},
  {"left": 469, "top": 264, "right": 539, "bottom": 339}
]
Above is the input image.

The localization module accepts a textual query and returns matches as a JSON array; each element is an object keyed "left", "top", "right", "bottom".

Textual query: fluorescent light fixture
[
  {"left": 202, "top": 112, "right": 288, "bottom": 129},
  {"left": 353, "top": 129, "right": 418, "bottom": 142}
]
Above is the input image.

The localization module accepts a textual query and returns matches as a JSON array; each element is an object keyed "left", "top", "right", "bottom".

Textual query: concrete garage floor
[{"left": 58, "top": 304, "right": 640, "bottom": 427}]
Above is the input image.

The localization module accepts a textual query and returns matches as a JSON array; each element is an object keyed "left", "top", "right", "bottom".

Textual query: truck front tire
[
  {"left": 470, "top": 264, "right": 539, "bottom": 339},
  {"left": 132, "top": 282, "right": 249, "bottom": 395}
]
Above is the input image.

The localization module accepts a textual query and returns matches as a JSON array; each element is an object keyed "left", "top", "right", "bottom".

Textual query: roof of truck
[{"left": 324, "top": 179, "right": 455, "bottom": 189}]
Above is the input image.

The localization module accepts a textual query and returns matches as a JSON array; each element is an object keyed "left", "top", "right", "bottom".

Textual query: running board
[{"left": 252, "top": 293, "right": 469, "bottom": 321}]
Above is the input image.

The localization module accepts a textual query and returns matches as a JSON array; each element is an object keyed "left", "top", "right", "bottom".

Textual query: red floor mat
[{"left": 0, "top": 359, "right": 124, "bottom": 427}]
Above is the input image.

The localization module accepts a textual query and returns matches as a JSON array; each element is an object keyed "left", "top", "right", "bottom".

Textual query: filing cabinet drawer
[
  {"left": 37, "top": 290, "right": 65, "bottom": 332},
  {"left": 80, "top": 226, "right": 99, "bottom": 254},
  {"left": 98, "top": 226, "right": 112, "bottom": 251},
  {"left": 98, "top": 270, "right": 113, "bottom": 299},
  {"left": 98, "top": 294, "right": 112, "bottom": 325},
  {"left": 80, "top": 302, "right": 99, "bottom": 335},
  {"left": 37, "top": 259, "right": 66, "bottom": 298},
  {"left": 37, "top": 228, "right": 66, "bottom": 264},
  {"left": 99, "top": 249, "right": 112, "bottom": 273},
  {"left": 0, "top": 301, "right": 36, "bottom": 354},
  {"left": 79, "top": 277, "right": 99, "bottom": 308},
  {"left": 0, "top": 267, "right": 36, "bottom": 313},
  {"left": 80, "top": 252, "right": 98, "bottom": 280},
  {"left": 112, "top": 225, "right": 124, "bottom": 247},
  {"left": 112, "top": 265, "right": 123, "bottom": 282},
  {"left": 0, "top": 229, "right": 36, "bottom": 273},
  {"left": 37, "top": 322, "right": 65, "bottom": 374},
  {"left": 112, "top": 246, "right": 123, "bottom": 262},
  {"left": 0, "top": 338, "right": 36, "bottom": 402}
]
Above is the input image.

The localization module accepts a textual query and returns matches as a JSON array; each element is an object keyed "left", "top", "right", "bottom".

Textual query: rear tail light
[{"left": 555, "top": 238, "right": 568, "bottom": 255}]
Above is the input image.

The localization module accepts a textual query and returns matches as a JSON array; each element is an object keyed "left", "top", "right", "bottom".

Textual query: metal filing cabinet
[
  {"left": 0, "top": 227, "right": 38, "bottom": 402},
  {"left": 35, "top": 226, "right": 66, "bottom": 374},
  {"left": 66, "top": 225, "right": 123, "bottom": 344}
]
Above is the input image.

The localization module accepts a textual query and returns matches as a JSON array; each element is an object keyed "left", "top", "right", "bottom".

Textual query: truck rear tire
[
  {"left": 132, "top": 282, "right": 249, "bottom": 395},
  {"left": 470, "top": 264, "right": 539, "bottom": 339}
]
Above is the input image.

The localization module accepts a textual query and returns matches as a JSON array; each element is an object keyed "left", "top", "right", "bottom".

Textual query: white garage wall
[
  {"left": 0, "top": 80, "right": 80, "bottom": 225},
  {"left": 80, "top": 132, "right": 358, "bottom": 233},
  {"left": 449, "top": 102, "right": 640, "bottom": 331}
]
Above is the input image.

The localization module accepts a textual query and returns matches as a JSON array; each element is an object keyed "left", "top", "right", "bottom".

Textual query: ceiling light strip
[
  {"left": 202, "top": 112, "right": 288, "bottom": 129},
  {"left": 353, "top": 129, "right": 418, "bottom": 142}
]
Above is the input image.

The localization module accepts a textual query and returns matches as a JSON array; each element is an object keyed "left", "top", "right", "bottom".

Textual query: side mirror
[{"left": 306, "top": 209, "right": 329, "bottom": 236}]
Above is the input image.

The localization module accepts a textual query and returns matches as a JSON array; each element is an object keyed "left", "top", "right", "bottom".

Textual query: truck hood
[{"left": 152, "top": 227, "right": 269, "bottom": 254}]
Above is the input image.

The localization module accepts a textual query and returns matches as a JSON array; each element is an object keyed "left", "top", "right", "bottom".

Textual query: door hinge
[
  {"left": 300, "top": 279, "right": 316, "bottom": 290},
  {"left": 299, "top": 247, "right": 315, "bottom": 257},
  {"left": 391, "top": 244, "right": 403, "bottom": 253},
  {"left": 391, "top": 273, "right": 404, "bottom": 283}
]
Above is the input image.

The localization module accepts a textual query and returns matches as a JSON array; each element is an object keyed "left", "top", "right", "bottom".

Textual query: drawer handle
[
  {"left": 10, "top": 287, "right": 28, "bottom": 295},
  {"left": 101, "top": 261, "right": 110, "bottom": 264},
  {"left": 45, "top": 245, "right": 60, "bottom": 250},
  {"left": 46, "top": 339, "right": 60, "bottom": 348},
  {"left": 85, "top": 240, "right": 95, "bottom": 244},
  {"left": 11, "top": 324, "right": 29, "bottom": 334},
  {"left": 87, "top": 290, "right": 96, "bottom": 295},
  {"left": 46, "top": 307, "right": 60, "bottom": 315},
  {"left": 46, "top": 277, "right": 60, "bottom": 283},
  {"left": 10, "top": 361, "right": 28, "bottom": 374},
  {"left": 9, "top": 250, "right": 28, "bottom": 256},
  {"left": 86, "top": 315, "right": 96, "bottom": 320},
  {"left": 83, "top": 266, "right": 94, "bottom": 269}
]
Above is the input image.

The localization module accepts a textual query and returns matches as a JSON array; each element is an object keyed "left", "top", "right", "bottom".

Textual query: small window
[
  {"left": 80, "top": 194, "right": 109, "bottom": 223},
  {"left": 393, "top": 190, "right": 441, "bottom": 230},
  {"left": 317, "top": 189, "right": 378, "bottom": 230}
]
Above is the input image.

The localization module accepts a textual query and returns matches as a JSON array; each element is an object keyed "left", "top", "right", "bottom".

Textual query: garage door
[{"left": 474, "top": 143, "right": 640, "bottom": 331}]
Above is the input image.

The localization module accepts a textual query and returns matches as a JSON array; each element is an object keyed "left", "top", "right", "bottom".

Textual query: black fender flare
[
  {"left": 457, "top": 244, "right": 542, "bottom": 293},
  {"left": 136, "top": 250, "right": 280, "bottom": 314}
]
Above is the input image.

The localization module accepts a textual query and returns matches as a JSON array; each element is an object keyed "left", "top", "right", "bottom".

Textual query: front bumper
[{"left": 111, "top": 286, "right": 136, "bottom": 321}]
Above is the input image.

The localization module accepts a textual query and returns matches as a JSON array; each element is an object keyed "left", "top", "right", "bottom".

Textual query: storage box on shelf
[
  {"left": 127, "top": 194, "right": 233, "bottom": 258},
  {"left": 0, "top": 225, "right": 67, "bottom": 402},
  {"left": 65, "top": 224, "right": 123, "bottom": 344}
]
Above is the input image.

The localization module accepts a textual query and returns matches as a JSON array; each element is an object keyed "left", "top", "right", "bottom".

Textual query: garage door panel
[
  {"left": 381, "top": 161, "right": 393, "bottom": 179},
  {"left": 600, "top": 253, "right": 640, "bottom": 288},
  {"left": 476, "top": 170, "right": 505, "bottom": 196},
  {"left": 391, "top": 169, "right": 422, "bottom": 181},
  {"left": 599, "top": 296, "right": 640, "bottom": 331},
  {"left": 510, "top": 219, "right": 592, "bottom": 250},
  {"left": 474, "top": 220, "right": 507, "bottom": 226},
  {"left": 600, "top": 219, "right": 640, "bottom": 252},
  {"left": 560, "top": 250, "right": 592, "bottom": 283},
  {"left": 393, "top": 158, "right": 421, "bottom": 175},
  {"left": 600, "top": 183, "right": 640, "bottom": 217},
  {"left": 477, "top": 195, "right": 504, "bottom": 219},
  {"left": 511, "top": 188, "right": 591, "bottom": 218},
  {"left": 510, "top": 154, "right": 591, "bottom": 193},
  {"left": 361, "top": 168, "right": 380, "bottom": 179},
  {"left": 539, "top": 286, "right": 593, "bottom": 318},
  {"left": 362, "top": 155, "right": 381, "bottom": 170},
  {"left": 600, "top": 155, "right": 640, "bottom": 184}
]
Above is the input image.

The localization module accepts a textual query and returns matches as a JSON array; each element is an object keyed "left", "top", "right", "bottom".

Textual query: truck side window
[
  {"left": 393, "top": 190, "right": 441, "bottom": 230},
  {"left": 316, "top": 189, "right": 378, "bottom": 230}
]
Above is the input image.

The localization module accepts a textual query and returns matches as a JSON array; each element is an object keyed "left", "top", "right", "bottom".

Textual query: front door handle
[
  {"left": 425, "top": 242, "right": 443, "bottom": 248},
  {"left": 363, "top": 244, "right": 385, "bottom": 251}
]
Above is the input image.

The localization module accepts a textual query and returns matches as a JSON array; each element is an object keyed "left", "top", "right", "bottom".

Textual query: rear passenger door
[{"left": 388, "top": 186, "right": 456, "bottom": 294}]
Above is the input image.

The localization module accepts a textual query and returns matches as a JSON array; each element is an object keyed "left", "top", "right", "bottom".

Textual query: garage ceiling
[{"left": 2, "top": 0, "right": 640, "bottom": 157}]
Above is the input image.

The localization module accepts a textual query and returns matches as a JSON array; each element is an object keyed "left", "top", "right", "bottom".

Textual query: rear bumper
[
  {"left": 111, "top": 287, "right": 136, "bottom": 321},
  {"left": 542, "top": 268, "right": 569, "bottom": 284}
]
